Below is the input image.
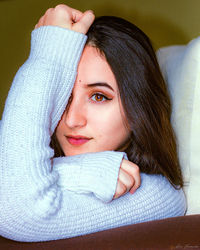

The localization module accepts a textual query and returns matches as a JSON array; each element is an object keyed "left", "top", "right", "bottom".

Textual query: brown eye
[
  {"left": 91, "top": 93, "right": 112, "bottom": 103},
  {"left": 91, "top": 93, "right": 107, "bottom": 102},
  {"left": 95, "top": 94, "right": 104, "bottom": 102}
]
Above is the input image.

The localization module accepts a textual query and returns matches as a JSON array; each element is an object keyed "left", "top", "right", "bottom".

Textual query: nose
[{"left": 64, "top": 96, "right": 87, "bottom": 128}]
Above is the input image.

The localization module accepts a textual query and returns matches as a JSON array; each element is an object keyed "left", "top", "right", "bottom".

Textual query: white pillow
[{"left": 157, "top": 37, "right": 200, "bottom": 215}]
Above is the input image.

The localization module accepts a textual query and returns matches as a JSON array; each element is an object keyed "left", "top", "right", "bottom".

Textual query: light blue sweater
[{"left": 0, "top": 26, "right": 186, "bottom": 242}]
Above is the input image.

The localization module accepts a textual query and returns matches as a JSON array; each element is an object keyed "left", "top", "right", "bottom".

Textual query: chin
[{"left": 64, "top": 147, "right": 102, "bottom": 156}]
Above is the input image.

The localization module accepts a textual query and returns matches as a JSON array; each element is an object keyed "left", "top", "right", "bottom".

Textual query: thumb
[{"left": 73, "top": 10, "right": 95, "bottom": 34}]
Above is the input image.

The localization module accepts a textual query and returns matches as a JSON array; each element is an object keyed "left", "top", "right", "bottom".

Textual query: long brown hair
[{"left": 51, "top": 16, "right": 183, "bottom": 188}]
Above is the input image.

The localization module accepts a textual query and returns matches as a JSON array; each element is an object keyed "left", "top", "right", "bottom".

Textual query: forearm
[
  {"left": 0, "top": 26, "right": 124, "bottom": 241},
  {"left": 0, "top": 26, "right": 86, "bottom": 212},
  {"left": 54, "top": 151, "right": 127, "bottom": 202},
  {"left": 0, "top": 26, "right": 186, "bottom": 242}
]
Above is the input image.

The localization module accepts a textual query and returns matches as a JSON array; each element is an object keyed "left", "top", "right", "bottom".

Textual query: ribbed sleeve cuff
[{"left": 54, "top": 151, "right": 127, "bottom": 203}]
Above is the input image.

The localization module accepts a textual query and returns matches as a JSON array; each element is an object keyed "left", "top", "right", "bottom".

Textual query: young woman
[{"left": 0, "top": 4, "right": 186, "bottom": 242}]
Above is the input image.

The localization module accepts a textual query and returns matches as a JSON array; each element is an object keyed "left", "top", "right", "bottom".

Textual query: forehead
[{"left": 76, "top": 46, "right": 118, "bottom": 91}]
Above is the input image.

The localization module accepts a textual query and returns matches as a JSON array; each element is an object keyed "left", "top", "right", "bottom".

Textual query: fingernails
[{"left": 129, "top": 189, "right": 135, "bottom": 195}]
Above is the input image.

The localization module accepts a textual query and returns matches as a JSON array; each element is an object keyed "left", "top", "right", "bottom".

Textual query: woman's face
[{"left": 56, "top": 46, "right": 130, "bottom": 156}]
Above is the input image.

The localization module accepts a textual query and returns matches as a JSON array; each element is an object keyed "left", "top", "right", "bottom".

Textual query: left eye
[{"left": 91, "top": 94, "right": 108, "bottom": 102}]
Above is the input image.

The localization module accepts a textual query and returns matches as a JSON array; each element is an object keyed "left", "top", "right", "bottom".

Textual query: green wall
[{"left": 0, "top": 0, "right": 200, "bottom": 117}]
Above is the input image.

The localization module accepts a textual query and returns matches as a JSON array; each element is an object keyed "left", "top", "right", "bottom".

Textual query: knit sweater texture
[{"left": 0, "top": 26, "right": 186, "bottom": 242}]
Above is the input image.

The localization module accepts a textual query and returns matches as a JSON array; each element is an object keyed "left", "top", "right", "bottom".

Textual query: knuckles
[
  {"left": 54, "top": 4, "right": 69, "bottom": 11},
  {"left": 36, "top": 4, "right": 95, "bottom": 34},
  {"left": 54, "top": 5, "right": 68, "bottom": 16},
  {"left": 119, "top": 182, "right": 127, "bottom": 195},
  {"left": 127, "top": 174, "right": 135, "bottom": 188},
  {"left": 45, "top": 8, "right": 53, "bottom": 15},
  {"left": 131, "top": 163, "right": 140, "bottom": 177}
]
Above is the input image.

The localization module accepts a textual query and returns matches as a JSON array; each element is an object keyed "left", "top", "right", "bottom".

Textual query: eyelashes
[
  {"left": 66, "top": 92, "right": 113, "bottom": 109},
  {"left": 90, "top": 93, "right": 112, "bottom": 103}
]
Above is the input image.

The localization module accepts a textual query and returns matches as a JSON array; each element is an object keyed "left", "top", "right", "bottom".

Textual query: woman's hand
[
  {"left": 35, "top": 4, "right": 95, "bottom": 34},
  {"left": 113, "top": 160, "right": 140, "bottom": 199}
]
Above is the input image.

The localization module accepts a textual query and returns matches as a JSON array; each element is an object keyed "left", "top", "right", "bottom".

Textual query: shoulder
[
  {"left": 140, "top": 173, "right": 184, "bottom": 197},
  {"left": 137, "top": 173, "right": 186, "bottom": 214},
  {"left": 141, "top": 172, "right": 175, "bottom": 188}
]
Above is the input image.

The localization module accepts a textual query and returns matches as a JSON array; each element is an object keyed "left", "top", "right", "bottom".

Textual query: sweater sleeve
[
  {"left": 0, "top": 26, "right": 186, "bottom": 242},
  {"left": 53, "top": 151, "right": 127, "bottom": 203}
]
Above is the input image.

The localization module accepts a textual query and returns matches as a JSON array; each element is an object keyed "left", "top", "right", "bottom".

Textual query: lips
[{"left": 66, "top": 135, "right": 91, "bottom": 146}]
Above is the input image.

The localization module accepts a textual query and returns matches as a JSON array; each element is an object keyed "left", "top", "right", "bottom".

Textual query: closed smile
[{"left": 65, "top": 135, "right": 92, "bottom": 146}]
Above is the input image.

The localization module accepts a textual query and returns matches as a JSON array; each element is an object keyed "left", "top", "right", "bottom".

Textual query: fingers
[
  {"left": 121, "top": 160, "right": 140, "bottom": 194},
  {"left": 53, "top": 5, "right": 82, "bottom": 29},
  {"left": 34, "top": 4, "right": 95, "bottom": 34},
  {"left": 119, "top": 167, "right": 135, "bottom": 192},
  {"left": 113, "top": 179, "right": 126, "bottom": 199},
  {"left": 73, "top": 10, "right": 95, "bottom": 34},
  {"left": 70, "top": 8, "right": 85, "bottom": 23},
  {"left": 129, "top": 168, "right": 140, "bottom": 194},
  {"left": 35, "top": 15, "right": 45, "bottom": 29},
  {"left": 113, "top": 160, "right": 140, "bottom": 200},
  {"left": 113, "top": 168, "right": 135, "bottom": 199}
]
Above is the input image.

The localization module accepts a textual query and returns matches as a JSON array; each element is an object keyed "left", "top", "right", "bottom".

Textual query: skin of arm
[{"left": 0, "top": 4, "right": 186, "bottom": 242}]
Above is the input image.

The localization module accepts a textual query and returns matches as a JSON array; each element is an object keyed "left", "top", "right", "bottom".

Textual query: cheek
[
  {"left": 88, "top": 105, "right": 129, "bottom": 140},
  {"left": 55, "top": 119, "right": 65, "bottom": 143}
]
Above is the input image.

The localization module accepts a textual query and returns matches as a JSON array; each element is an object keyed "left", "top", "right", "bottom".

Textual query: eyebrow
[{"left": 86, "top": 82, "right": 114, "bottom": 92}]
